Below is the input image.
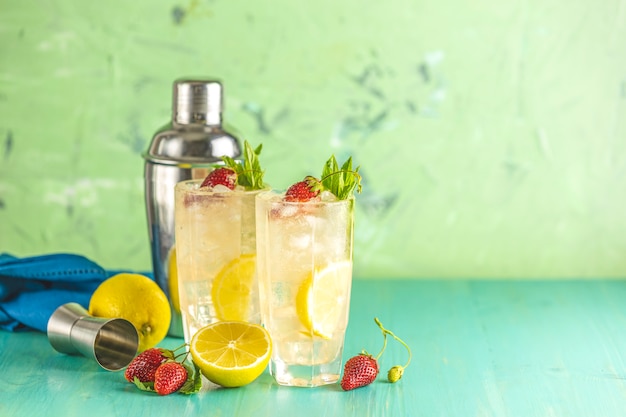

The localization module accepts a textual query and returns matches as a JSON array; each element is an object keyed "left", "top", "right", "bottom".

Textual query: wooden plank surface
[{"left": 2, "top": 279, "right": 626, "bottom": 416}]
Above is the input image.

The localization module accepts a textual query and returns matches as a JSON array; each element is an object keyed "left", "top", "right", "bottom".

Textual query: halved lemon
[
  {"left": 211, "top": 254, "right": 256, "bottom": 321},
  {"left": 190, "top": 321, "right": 272, "bottom": 387},
  {"left": 295, "top": 261, "right": 353, "bottom": 339}
]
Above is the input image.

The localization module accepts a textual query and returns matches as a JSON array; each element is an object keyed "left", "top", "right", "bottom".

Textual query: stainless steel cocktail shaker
[{"left": 143, "top": 79, "right": 241, "bottom": 337}]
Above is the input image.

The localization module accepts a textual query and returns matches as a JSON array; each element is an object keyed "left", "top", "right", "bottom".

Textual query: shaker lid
[
  {"left": 143, "top": 78, "right": 241, "bottom": 165},
  {"left": 173, "top": 79, "right": 223, "bottom": 126}
]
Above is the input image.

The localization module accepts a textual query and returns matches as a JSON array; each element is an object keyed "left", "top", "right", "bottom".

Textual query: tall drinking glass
[
  {"left": 255, "top": 191, "right": 354, "bottom": 387},
  {"left": 174, "top": 179, "right": 265, "bottom": 343}
]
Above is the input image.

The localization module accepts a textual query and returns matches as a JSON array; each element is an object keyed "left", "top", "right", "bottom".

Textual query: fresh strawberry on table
[
  {"left": 154, "top": 362, "right": 189, "bottom": 396},
  {"left": 125, "top": 344, "right": 201, "bottom": 396},
  {"left": 340, "top": 318, "right": 412, "bottom": 391},
  {"left": 124, "top": 347, "right": 170, "bottom": 383},
  {"left": 340, "top": 353, "right": 380, "bottom": 391}
]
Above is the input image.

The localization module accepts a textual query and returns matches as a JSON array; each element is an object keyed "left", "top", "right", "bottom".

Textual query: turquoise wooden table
[{"left": 2, "top": 279, "right": 626, "bottom": 416}]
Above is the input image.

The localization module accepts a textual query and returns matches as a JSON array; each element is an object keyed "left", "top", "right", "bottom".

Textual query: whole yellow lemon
[{"left": 89, "top": 273, "right": 171, "bottom": 352}]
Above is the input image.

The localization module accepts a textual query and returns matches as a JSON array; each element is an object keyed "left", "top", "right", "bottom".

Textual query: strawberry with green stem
[
  {"left": 222, "top": 140, "right": 267, "bottom": 190},
  {"left": 340, "top": 318, "right": 412, "bottom": 391},
  {"left": 154, "top": 362, "right": 189, "bottom": 396},
  {"left": 200, "top": 167, "right": 237, "bottom": 189},
  {"left": 125, "top": 347, "right": 175, "bottom": 383},
  {"left": 285, "top": 176, "right": 324, "bottom": 202},
  {"left": 200, "top": 140, "right": 266, "bottom": 191},
  {"left": 127, "top": 343, "right": 202, "bottom": 396},
  {"left": 285, "top": 155, "right": 362, "bottom": 202}
]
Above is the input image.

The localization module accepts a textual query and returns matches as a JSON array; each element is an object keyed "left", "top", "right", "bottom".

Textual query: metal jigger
[
  {"left": 143, "top": 78, "right": 241, "bottom": 337},
  {"left": 47, "top": 303, "right": 139, "bottom": 371}
]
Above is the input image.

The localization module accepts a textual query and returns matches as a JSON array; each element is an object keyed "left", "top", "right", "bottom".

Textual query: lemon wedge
[
  {"left": 295, "top": 261, "right": 353, "bottom": 339},
  {"left": 190, "top": 321, "right": 272, "bottom": 387},
  {"left": 211, "top": 255, "right": 256, "bottom": 321}
]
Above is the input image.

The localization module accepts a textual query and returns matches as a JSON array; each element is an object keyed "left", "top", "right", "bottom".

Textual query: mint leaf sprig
[
  {"left": 320, "top": 155, "right": 362, "bottom": 200},
  {"left": 222, "top": 140, "right": 267, "bottom": 190}
]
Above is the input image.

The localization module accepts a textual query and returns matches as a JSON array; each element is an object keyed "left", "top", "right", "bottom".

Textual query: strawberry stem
[
  {"left": 374, "top": 318, "right": 412, "bottom": 369},
  {"left": 320, "top": 169, "right": 362, "bottom": 197},
  {"left": 374, "top": 331, "right": 388, "bottom": 361},
  {"left": 172, "top": 342, "right": 188, "bottom": 352},
  {"left": 319, "top": 155, "right": 362, "bottom": 200},
  {"left": 171, "top": 343, "right": 191, "bottom": 362},
  {"left": 320, "top": 169, "right": 361, "bottom": 184}
]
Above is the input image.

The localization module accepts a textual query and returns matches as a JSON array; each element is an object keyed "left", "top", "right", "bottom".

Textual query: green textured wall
[{"left": 1, "top": 0, "right": 625, "bottom": 278}]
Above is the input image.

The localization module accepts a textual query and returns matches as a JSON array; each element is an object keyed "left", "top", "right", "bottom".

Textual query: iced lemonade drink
[
  {"left": 173, "top": 141, "right": 267, "bottom": 343},
  {"left": 255, "top": 156, "right": 360, "bottom": 387}
]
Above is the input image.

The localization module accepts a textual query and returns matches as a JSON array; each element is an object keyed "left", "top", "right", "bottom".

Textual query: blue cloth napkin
[{"left": 0, "top": 253, "right": 151, "bottom": 332}]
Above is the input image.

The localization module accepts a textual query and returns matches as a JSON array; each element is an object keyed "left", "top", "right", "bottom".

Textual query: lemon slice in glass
[
  {"left": 211, "top": 254, "right": 256, "bottom": 321},
  {"left": 295, "top": 261, "right": 353, "bottom": 339},
  {"left": 190, "top": 321, "right": 272, "bottom": 387}
]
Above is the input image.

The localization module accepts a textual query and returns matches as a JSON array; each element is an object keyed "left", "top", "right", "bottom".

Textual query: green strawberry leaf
[
  {"left": 132, "top": 376, "right": 155, "bottom": 392},
  {"left": 178, "top": 362, "right": 202, "bottom": 395},
  {"left": 222, "top": 140, "right": 266, "bottom": 190},
  {"left": 320, "top": 155, "right": 362, "bottom": 200},
  {"left": 160, "top": 348, "right": 175, "bottom": 360}
]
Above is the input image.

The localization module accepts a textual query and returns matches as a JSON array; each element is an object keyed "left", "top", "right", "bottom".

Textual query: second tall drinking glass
[{"left": 255, "top": 191, "right": 355, "bottom": 387}]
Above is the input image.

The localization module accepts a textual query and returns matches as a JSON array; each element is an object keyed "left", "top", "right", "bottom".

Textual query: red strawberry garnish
[
  {"left": 201, "top": 167, "right": 237, "bottom": 190},
  {"left": 124, "top": 348, "right": 169, "bottom": 383},
  {"left": 284, "top": 176, "right": 322, "bottom": 202},
  {"left": 340, "top": 353, "right": 380, "bottom": 391},
  {"left": 284, "top": 155, "right": 362, "bottom": 202},
  {"left": 154, "top": 362, "right": 188, "bottom": 396}
]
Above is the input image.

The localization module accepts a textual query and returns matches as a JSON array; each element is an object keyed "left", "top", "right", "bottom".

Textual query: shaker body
[{"left": 144, "top": 160, "right": 191, "bottom": 337}]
